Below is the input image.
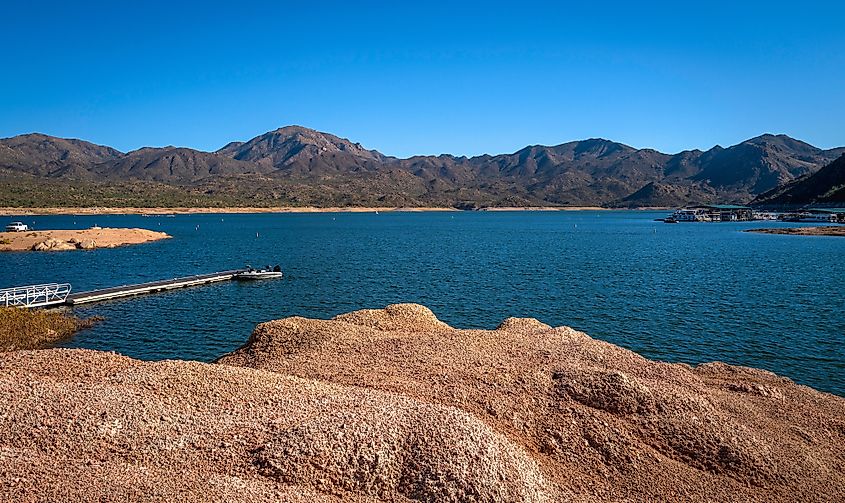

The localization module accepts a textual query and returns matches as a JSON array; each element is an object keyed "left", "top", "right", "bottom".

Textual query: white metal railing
[{"left": 0, "top": 283, "right": 72, "bottom": 308}]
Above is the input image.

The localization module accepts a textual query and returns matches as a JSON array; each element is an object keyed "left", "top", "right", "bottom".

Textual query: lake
[{"left": 1, "top": 211, "right": 843, "bottom": 395}]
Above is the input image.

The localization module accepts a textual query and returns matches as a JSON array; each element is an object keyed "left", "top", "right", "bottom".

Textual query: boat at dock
[{"left": 235, "top": 266, "right": 283, "bottom": 280}]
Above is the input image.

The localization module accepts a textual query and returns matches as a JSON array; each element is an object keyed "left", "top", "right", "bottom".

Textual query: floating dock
[{"left": 67, "top": 269, "right": 247, "bottom": 305}]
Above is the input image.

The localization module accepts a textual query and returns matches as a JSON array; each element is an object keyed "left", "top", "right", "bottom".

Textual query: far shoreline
[{"left": 0, "top": 206, "right": 668, "bottom": 216}]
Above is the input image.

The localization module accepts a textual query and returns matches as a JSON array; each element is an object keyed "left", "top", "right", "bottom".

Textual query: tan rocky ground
[
  {"left": 0, "top": 227, "right": 170, "bottom": 251},
  {"left": 746, "top": 226, "right": 845, "bottom": 236},
  {"left": 2, "top": 304, "right": 844, "bottom": 501}
]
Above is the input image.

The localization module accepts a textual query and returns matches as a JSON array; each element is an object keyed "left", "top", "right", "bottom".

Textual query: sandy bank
[
  {"left": 0, "top": 227, "right": 171, "bottom": 251},
  {"left": 746, "top": 226, "right": 845, "bottom": 237},
  {"left": 2, "top": 304, "right": 843, "bottom": 502},
  {"left": 0, "top": 206, "right": 460, "bottom": 215},
  {"left": 0, "top": 205, "right": 647, "bottom": 216}
]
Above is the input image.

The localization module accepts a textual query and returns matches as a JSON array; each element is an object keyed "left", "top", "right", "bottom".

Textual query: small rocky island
[
  {"left": 746, "top": 226, "right": 845, "bottom": 237},
  {"left": 1, "top": 304, "right": 843, "bottom": 501},
  {"left": 0, "top": 227, "right": 170, "bottom": 251}
]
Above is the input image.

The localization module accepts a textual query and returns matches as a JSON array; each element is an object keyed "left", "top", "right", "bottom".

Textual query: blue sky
[{"left": 1, "top": 1, "right": 843, "bottom": 156}]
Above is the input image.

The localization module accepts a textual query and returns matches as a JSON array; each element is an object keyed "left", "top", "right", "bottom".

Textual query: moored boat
[{"left": 235, "top": 265, "right": 283, "bottom": 280}]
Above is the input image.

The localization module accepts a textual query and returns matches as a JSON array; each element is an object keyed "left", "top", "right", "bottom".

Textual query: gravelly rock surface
[
  {"left": 220, "top": 304, "right": 845, "bottom": 502},
  {"left": 2, "top": 303, "right": 844, "bottom": 502}
]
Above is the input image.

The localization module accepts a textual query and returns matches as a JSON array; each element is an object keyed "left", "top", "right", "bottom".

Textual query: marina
[{"left": 662, "top": 205, "right": 845, "bottom": 224}]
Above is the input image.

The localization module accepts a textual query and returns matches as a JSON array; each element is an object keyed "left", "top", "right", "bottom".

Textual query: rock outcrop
[
  {"left": 221, "top": 304, "right": 845, "bottom": 501},
  {"left": 31, "top": 237, "right": 98, "bottom": 250},
  {"left": 0, "top": 350, "right": 553, "bottom": 502},
  {"left": 2, "top": 304, "right": 844, "bottom": 502},
  {"left": 31, "top": 237, "right": 77, "bottom": 251}
]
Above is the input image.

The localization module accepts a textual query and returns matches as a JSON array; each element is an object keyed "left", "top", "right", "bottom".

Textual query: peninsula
[{"left": 0, "top": 227, "right": 171, "bottom": 251}]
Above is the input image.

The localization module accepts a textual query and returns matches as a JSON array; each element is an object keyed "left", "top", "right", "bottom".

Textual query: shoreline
[{"left": 0, "top": 206, "right": 665, "bottom": 216}]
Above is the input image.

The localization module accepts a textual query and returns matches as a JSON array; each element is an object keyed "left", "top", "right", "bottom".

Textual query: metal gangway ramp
[{"left": 0, "top": 283, "right": 72, "bottom": 308}]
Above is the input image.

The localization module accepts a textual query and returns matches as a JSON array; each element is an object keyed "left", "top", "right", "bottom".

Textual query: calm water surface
[{"left": 1, "top": 211, "right": 843, "bottom": 395}]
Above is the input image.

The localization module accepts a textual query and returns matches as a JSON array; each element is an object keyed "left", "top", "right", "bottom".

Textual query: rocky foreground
[
  {"left": 1, "top": 304, "right": 844, "bottom": 502},
  {"left": 0, "top": 227, "right": 170, "bottom": 251}
]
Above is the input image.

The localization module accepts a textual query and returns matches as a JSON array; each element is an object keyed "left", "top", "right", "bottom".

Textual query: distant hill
[
  {"left": 620, "top": 182, "right": 718, "bottom": 208},
  {"left": 1, "top": 127, "right": 842, "bottom": 208},
  {"left": 0, "top": 133, "right": 122, "bottom": 178},
  {"left": 753, "top": 154, "right": 845, "bottom": 206},
  {"left": 690, "top": 134, "right": 838, "bottom": 193},
  {"left": 91, "top": 147, "right": 273, "bottom": 183},
  {"left": 217, "top": 125, "right": 388, "bottom": 174}
]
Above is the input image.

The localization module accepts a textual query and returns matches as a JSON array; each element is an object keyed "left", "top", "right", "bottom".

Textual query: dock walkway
[{"left": 67, "top": 269, "right": 247, "bottom": 305}]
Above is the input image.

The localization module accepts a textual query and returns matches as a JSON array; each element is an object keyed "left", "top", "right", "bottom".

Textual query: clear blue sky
[{"left": 1, "top": 1, "right": 843, "bottom": 157}]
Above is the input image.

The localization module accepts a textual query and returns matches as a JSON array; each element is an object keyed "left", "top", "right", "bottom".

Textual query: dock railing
[{"left": 0, "top": 283, "right": 72, "bottom": 308}]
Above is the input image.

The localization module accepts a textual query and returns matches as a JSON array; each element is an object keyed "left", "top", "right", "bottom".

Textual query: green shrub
[{"left": 0, "top": 308, "right": 101, "bottom": 351}]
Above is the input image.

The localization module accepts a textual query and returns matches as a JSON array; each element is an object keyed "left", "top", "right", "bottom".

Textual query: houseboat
[
  {"left": 665, "top": 205, "right": 753, "bottom": 223},
  {"left": 803, "top": 208, "right": 845, "bottom": 223},
  {"left": 752, "top": 211, "right": 779, "bottom": 221}
]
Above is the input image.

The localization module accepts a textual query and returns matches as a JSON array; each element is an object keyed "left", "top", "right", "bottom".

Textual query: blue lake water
[{"left": 1, "top": 211, "right": 843, "bottom": 395}]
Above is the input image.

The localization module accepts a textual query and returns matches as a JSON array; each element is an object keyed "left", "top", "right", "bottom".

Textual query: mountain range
[{"left": 1, "top": 126, "right": 843, "bottom": 208}]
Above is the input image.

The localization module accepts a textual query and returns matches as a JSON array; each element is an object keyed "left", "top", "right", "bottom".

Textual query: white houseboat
[{"left": 666, "top": 205, "right": 753, "bottom": 223}]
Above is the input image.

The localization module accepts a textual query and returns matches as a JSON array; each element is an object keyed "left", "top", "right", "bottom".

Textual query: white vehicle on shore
[{"left": 4, "top": 222, "right": 29, "bottom": 232}]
